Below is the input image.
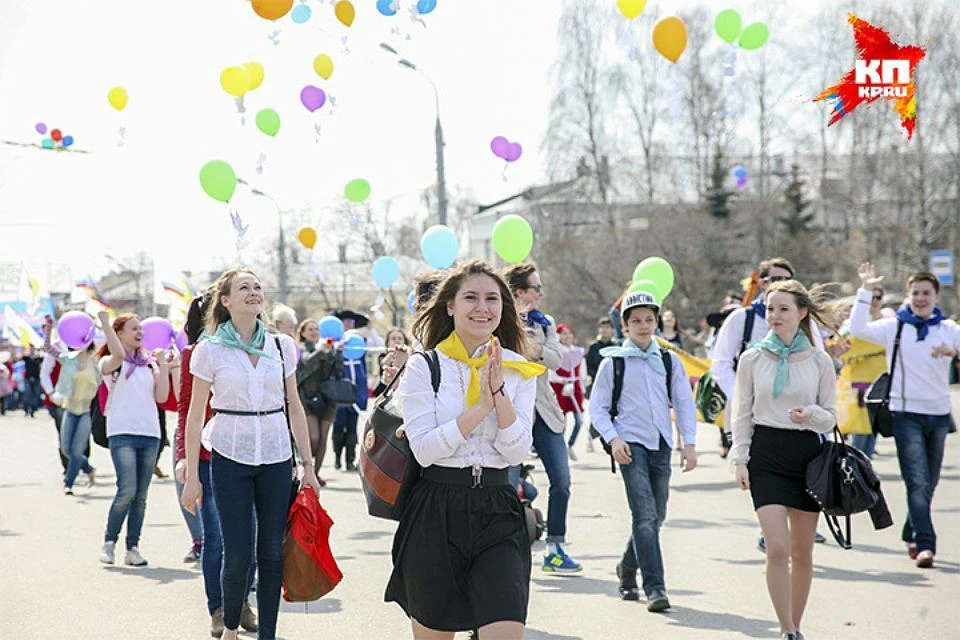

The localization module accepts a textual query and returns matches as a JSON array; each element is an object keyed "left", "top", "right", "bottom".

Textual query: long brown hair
[
  {"left": 95, "top": 313, "right": 139, "bottom": 359},
  {"left": 765, "top": 280, "right": 835, "bottom": 344},
  {"left": 204, "top": 269, "right": 269, "bottom": 336},
  {"left": 411, "top": 260, "right": 530, "bottom": 356}
]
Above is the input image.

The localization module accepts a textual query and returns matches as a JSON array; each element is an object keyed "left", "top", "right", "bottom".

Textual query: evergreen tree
[
  {"left": 705, "top": 146, "right": 734, "bottom": 219},
  {"left": 780, "top": 163, "right": 815, "bottom": 236}
]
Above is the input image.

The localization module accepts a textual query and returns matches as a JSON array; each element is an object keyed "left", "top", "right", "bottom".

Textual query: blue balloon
[
  {"left": 416, "top": 0, "right": 437, "bottom": 14},
  {"left": 732, "top": 165, "right": 747, "bottom": 179},
  {"left": 407, "top": 290, "right": 416, "bottom": 314},
  {"left": 318, "top": 315, "right": 344, "bottom": 340},
  {"left": 343, "top": 334, "right": 366, "bottom": 360},
  {"left": 62, "top": 135, "right": 74, "bottom": 147},
  {"left": 291, "top": 3, "right": 311, "bottom": 23},
  {"left": 372, "top": 256, "right": 401, "bottom": 289},
  {"left": 420, "top": 225, "right": 458, "bottom": 269},
  {"left": 376, "top": 0, "right": 397, "bottom": 16}
]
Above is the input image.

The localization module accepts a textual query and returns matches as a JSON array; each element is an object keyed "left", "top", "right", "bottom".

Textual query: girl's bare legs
[
  {"left": 479, "top": 621, "right": 524, "bottom": 640},
  {"left": 411, "top": 619, "right": 454, "bottom": 640},
  {"left": 788, "top": 509, "right": 819, "bottom": 633},
  {"left": 756, "top": 505, "right": 797, "bottom": 635}
]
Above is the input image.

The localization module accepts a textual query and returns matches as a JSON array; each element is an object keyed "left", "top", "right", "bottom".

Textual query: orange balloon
[
  {"left": 298, "top": 227, "right": 317, "bottom": 250},
  {"left": 252, "top": 0, "right": 294, "bottom": 21},
  {"left": 334, "top": 0, "right": 355, "bottom": 27},
  {"left": 652, "top": 16, "right": 688, "bottom": 63}
]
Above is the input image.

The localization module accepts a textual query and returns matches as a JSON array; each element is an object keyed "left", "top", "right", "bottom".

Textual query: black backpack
[{"left": 597, "top": 351, "right": 674, "bottom": 474}]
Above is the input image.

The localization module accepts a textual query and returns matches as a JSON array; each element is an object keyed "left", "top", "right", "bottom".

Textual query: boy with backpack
[{"left": 588, "top": 289, "right": 698, "bottom": 612}]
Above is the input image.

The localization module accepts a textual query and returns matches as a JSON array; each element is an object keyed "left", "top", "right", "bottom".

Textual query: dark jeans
[
  {"left": 105, "top": 435, "right": 160, "bottom": 548},
  {"left": 532, "top": 413, "right": 572, "bottom": 543},
  {"left": 212, "top": 452, "right": 291, "bottom": 638},
  {"left": 61, "top": 411, "right": 94, "bottom": 488},
  {"left": 619, "top": 438, "right": 671, "bottom": 597},
  {"left": 21, "top": 378, "right": 42, "bottom": 415},
  {"left": 892, "top": 412, "right": 951, "bottom": 554},
  {"left": 567, "top": 411, "right": 583, "bottom": 447},
  {"left": 333, "top": 407, "right": 359, "bottom": 465}
]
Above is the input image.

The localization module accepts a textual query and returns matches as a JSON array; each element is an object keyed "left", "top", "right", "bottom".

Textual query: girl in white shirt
[
  {"left": 385, "top": 260, "right": 543, "bottom": 640},
  {"left": 180, "top": 269, "right": 320, "bottom": 640},
  {"left": 851, "top": 264, "right": 960, "bottom": 569},
  {"left": 731, "top": 280, "right": 837, "bottom": 640}
]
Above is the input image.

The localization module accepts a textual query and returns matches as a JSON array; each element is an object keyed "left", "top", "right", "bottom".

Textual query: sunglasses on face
[
  {"left": 763, "top": 275, "right": 791, "bottom": 283},
  {"left": 527, "top": 284, "right": 543, "bottom": 293},
  {"left": 872, "top": 294, "right": 883, "bottom": 301}
]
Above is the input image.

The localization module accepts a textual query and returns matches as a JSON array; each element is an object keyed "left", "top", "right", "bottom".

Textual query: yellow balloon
[
  {"left": 107, "top": 86, "right": 128, "bottom": 112},
  {"left": 252, "top": 0, "right": 294, "bottom": 21},
  {"left": 617, "top": 0, "right": 647, "bottom": 20},
  {"left": 243, "top": 62, "right": 265, "bottom": 91},
  {"left": 220, "top": 66, "right": 251, "bottom": 97},
  {"left": 313, "top": 54, "right": 334, "bottom": 80},
  {"left": 334, "top": 0, "right": 355, "bottom": 27},
  {"left": 298, "top": 227, "right": 318, "bottom": 250},
  {"left": 652, "top": 16, "right": 687, "bottom": 63}
]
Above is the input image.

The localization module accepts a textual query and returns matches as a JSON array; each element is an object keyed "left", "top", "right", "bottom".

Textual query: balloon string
[{"left": 501, "top": 163, "right": 509, "bottom": 182}]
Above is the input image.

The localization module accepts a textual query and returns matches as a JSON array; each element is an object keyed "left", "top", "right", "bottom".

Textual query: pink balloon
[
  {"left": 300, "top": 85, "right": 326, "bottom": 112},
  {"left": 141, "top": 317, "right": 176, "bottom": 351},
  {"left": 56, "top": 311, "right": 96, "bottom": 349},
  {"left": 490, "top": 136, "right": 509, "bottom": 159},
  {"left": 35, "top": 122, "right": 47, "bottom": 135},
  {"left": 504, "top": 142, "right": 523, "bottom": 163}
]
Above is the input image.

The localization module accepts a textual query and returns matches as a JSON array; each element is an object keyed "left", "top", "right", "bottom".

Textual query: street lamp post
[
  {"left": 380, "top": 44, "right": 448, "bottom": 226},
  {"left": 238, "top": 179, "right": 289, "bottom": 301}
]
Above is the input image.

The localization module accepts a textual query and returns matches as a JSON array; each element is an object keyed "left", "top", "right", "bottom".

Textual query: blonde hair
[
  {"left": 271, "top": 303, "right": 298, "bottom": 331},
  {"left": 205, "top": 269, "right": 269, "bottom": 335},
  {"left": 765, "top": 280, "right": 836, "bottom": 343}
]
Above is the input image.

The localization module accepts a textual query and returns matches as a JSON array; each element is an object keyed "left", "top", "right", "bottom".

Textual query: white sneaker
[
  {"left": 124, "top": 547, "right": 148, "bottom": 567},
  {"left": 567, "top": 446, "right": 578, "bottom": 462},
  {"left": 100, "top": 541, "right": 116, "bottom": 564},
  {"left": 586, "top": 439, "right": 596, "bottom": 453}
]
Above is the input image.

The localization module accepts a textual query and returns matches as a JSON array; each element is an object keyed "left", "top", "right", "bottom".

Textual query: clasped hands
[{"left": 476, "top": 337, "right": 506, "bottom": 411}]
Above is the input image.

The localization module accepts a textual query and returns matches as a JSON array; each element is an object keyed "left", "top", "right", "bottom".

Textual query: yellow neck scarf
[{"left": 436, "top": 331, "right": 546, "bottom": 407}]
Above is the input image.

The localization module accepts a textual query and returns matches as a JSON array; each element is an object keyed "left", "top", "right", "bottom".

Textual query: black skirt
[
  {"left": 385, "top": 472, "right": 531, "bottom": 631},
  {"left": 748, "top": 425, "right": 823, "bottom": 513}
]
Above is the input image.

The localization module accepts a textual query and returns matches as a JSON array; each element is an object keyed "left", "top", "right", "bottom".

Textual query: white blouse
[
  {"left": 190, "top": 334, "right": 298, "bottom": 466},
  {"left": 397, "top": 344, "right": 537, "bottom": 469},
  {"left": 101, "top": 360, "right": 161, "bottom": 439},
  {"left": 729, "top": 347, "right": 837, "bottom": 464}
]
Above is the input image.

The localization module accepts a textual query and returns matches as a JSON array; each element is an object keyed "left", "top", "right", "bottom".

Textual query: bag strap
[
  {"left": 608, "top": 357, "right": 625, "bottom": 422},
  {"left": 275, "top": 336, "right": 291, "bottom": 432},
  {"left": 885, "top": 320, "right": 903, "bottom": 403},
  {"left": 378, "top": 350, "right": 441, "bottom": 399},
  {"left": 661, "top": 350, "right": 673, "bottom": 406},
  {"left": 823, "top": 512, "right": 853, "bottom": 550},
  {"left": 732, "top": 308, "right": 756, "bottom": 372}
]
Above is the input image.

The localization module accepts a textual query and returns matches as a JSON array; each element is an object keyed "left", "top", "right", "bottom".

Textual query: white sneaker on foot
[
  {"left": 124, "top": 546, "right": 148, "bottom": 566},
  {"left": 100, "top": 541, "right": 116, "bottom": 564},
  {"left": 567, "top": 446, "right": 578, "bottom": 462}
]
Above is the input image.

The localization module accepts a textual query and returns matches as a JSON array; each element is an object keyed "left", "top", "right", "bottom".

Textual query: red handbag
[{"left": 282, "top": 486, "right": 343, "bottom": 602}]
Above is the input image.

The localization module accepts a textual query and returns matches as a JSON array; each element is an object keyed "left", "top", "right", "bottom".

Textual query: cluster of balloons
[
  {"left": 57, "top": 312, "right": 96, "bottom": 349},
  {"left": 199, "top": 160, "right": 238, "bottom": 203},
  {"left": 35, "top": 122, "right": 75, "bottom": 150},
  {"left": 714, "top": 9, "right": 770, "bottom": 50},
  {"left": 372, "top": 256, "right": 401, "bottom": 289},
  {"left": 377, "top": 0, "right": 438, "bottom": 16},
  {"left": 490, "top": 136, "right": 523, "bottom": 163},
  {"left": 252, "top": 0, "right": 294, "bottom": 20},
  {"left": 492, "top": 215, "right": 533, "bottom": 264},
  {"left": 298, "top": 226, "right": 318, "bottom": 250},
  {"left": 220, "top": 62, "right": 265, "bottom": 99},
  {"left": 420, "top": 225, "right": 458, "bottom": 269},
  {"left": 629, "top": 257, "right": 675, "bottom": 305},
  {"left": 731, "top": 165, "right": 748, "bottom": 189},
  {"left": 107, "top": 86, "right": 128, "bottom": 112},
  {"left": 344, "top": 178, "right": 371, "bottom": 203}
]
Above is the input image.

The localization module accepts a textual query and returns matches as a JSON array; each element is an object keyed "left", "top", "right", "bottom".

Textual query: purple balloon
[
  {"left": 36, "top": 122, "right": 47, "bottom": 135},
  {"left": 57, "top": 311, "right": 96, "bottom": 349},
  {"left": 490, "top": 136, "right": 510, "bottom": 159},
  {"left": 175, "top": 328, "right": 188, "bottom": 352},
  {"left": 504, "top": 142, "right": 523, "bottom": 163},
  {"left": 300, "top": 85, "right": 327, "bottom": 112},
  {"left": 141, "top": 316, "right": 176, "bottom": 351}
]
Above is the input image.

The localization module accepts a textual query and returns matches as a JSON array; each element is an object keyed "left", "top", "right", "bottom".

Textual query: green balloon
[
  {"left": 199, "top": 160, "right": 237, "bottom": 203},
  {"left": 628, "top": 279, "right": 663, "bottom": 305},
  {"left": 738, "top": 22, "right": 769, "bottom": 51},
  {"left": 714, "top": 9, "right": 742, "bottom": 44},
  {"left": 255, "top": 108, "right": 280, "bottom": 137},
  {"left": 344, "top": 178, "right": 371, "bottom": 203},
  {"left": 492, "top": 214, "right": 534, "bottom": 263},
  {"left": 632, "top": 257, "right": 674, "bottom": 299},
  {"left": 41, "top": 138, "right": 54, "bottom": 149}
]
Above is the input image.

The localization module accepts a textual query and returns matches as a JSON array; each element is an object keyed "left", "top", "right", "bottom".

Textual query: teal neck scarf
[
  {"left": 202, "top": 319, "right": 278, "bottom": 361},
  {"left": 753, "top": 330, "right": 812, "bottom": 398},
  {"left": 599, "top": 338, "right": 666, "bottom": 375}
]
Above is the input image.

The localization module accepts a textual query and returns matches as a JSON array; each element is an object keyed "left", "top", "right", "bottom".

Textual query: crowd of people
[{"left": 1, "top": 256, "right": 959, "bottom": 640}]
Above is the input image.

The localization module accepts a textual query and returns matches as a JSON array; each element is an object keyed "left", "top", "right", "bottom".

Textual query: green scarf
[
  {"left": 202, "top": 319, "right": 278, "bottom": 361},
  {"left": 753, "top": 330, "right": 812, "bottom": 398}
]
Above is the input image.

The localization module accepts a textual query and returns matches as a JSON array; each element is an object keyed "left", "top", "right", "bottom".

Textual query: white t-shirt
[
  {"left": 101, "top": 360, "right": 161, "bottom": 439},
  {"left": 190, "top": 333, "right": 297, "bottom": 466}
]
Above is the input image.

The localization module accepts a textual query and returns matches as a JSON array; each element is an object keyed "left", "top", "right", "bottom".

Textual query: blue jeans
[
  {"left": 618, "top": 438, "right": 671, "bottom": 597},
  {"left": 532, "top": 413, "right": 572, "bottom": 543},
  {"left": 197, "top": 458, "right": 256, "bottom": 614},
  {"left": 174, "top": 449, "right": 204, "bottom": 543},
  {"left": 567, "top": 411, "right": 583, "bottom": 447},
  {"left": 105, "top": 435, "right": 160, "bottom": 548},
  {"left": 850, "top": 433, "right": 877, "bottom": 459},
  {"left": 61, "top": 411, "right": 94, "bottom": 488},
  {"left": 212, "top": 452, "right": 291, "bottom": 638},
  {"left": 892, "top": 412, "right": 951, "bottom": 554},
  {"left": 22, "top": 378, "right": 41, "bottom": 415}
]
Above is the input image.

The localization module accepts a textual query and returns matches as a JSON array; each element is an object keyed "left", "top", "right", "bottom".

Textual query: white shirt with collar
[
  {"left": 397, "top": 342, "right": 537, "bottom": 469},
  {"left": 850, "top": 288, "right": 960, "bottom": 416}
]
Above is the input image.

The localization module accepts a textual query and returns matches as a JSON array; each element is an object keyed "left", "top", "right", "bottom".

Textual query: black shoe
[
  {"left": 646, "top": 590, "right": 671, "bottom": 612},
  {"left": 345, "top": 462, "right": 357, "bottom": 472},
  {"left": 334, "top": 459, "right": 342, "bottom": 470},
  {"left": 616, "top": 563, "right": 640, "bottom": 601}
]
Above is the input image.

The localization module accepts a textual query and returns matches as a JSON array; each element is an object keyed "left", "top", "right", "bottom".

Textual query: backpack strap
[
  {"left": 275, "top": 336, "right": 291, "bottom": 431},
  {"left": 421, "top": 350, "right": 442, "bottom": 395},
  {"left": 661, "top": 350, "right": 673, "bottom": 406},
  {"left": 608, "top": 357, "right": 625, "bottom": 421},
  {"left": 733, "top": 308, "right": 756, "bottom": 372}
]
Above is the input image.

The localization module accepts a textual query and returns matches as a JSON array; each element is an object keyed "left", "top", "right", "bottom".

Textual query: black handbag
[
  {"left": 805, "top": 427, "right": 881, "bottom": 549},
  {"left": 865, "top": 320, "right": 903, "bottom": 438},
  {"left": 319, "top": 379, "right": 357, "bottom": 406},
  {"left": 522, "top": 500, "right": 545, "bottom": 545}
]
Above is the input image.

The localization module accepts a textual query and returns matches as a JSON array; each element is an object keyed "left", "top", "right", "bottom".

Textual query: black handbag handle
[{"left": 883, "top": 321, "right": 904, "bottom": 404}]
